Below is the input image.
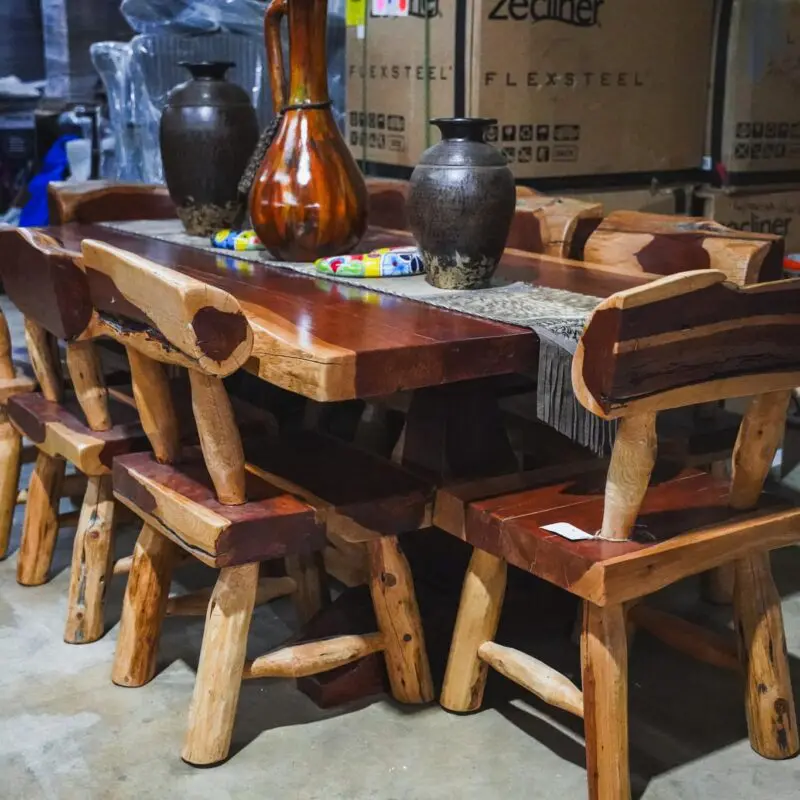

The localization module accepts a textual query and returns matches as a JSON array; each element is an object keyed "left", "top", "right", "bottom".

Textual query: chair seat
[
  {"left": 113, "top": 447, "right": 326, "bottom": 567},
  {"left": 437, "top": 467, "right": 800, "bottom": 606},
  {"left": 8, "top": 391, "right": 148, "bottom": 476},
  {"left": 242, "top": 430, "right": 433, "bottom": 539}
]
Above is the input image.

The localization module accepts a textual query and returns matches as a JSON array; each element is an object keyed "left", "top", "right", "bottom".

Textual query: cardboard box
[
  {"left": 696, "top": 185, "right": 800, "bottom": 252},
  {"left": 558, "top": 186, "right": 687, "bottom": 215},
  {"left": 347, "top": 0, "right": 714, "bottom": 180},
  {"left": 709, "top": 0, "right": 800, "bottom": 181}
]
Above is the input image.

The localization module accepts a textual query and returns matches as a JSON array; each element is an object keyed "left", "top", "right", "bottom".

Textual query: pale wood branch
[
  {"left": 478, "top": 641, "right": 584, "bottom": 717},
  {"left": 189, "top": 370, "right": 246, "bottom": 505},
  {"left": 599, "top": 412, "right": 656, "bottom": 541},
  {"left": 126, "top": 347, "right": 180, "bottom": 464},
  {"left": 182, "top": 562, "right": 258, "bottom": 766},
  {"left": 167, "top": 576, "right": 296, "bottom": 616},
  {"left": 66, "top": 341, "right": 111, "bottom": 431},
  {"left": 441, "top": 548, "right": 507, "bottom": 712},
  {"left": 243, "top": 633, "right": 385, "bottom": 680},
  {"left": 64, "top": 475, "right": 115, "bottom": 644},
  {"left": 24, "top": 318, "right": 62, "bottom": 402}
]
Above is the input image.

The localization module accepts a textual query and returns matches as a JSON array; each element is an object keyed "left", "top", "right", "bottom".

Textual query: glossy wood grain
[
  {"left": 37, "top": 224, "right": 629, "bottom": 401},
  {"left": 250, "top": 0, "right": 368, "bottom": 261},
  {"left": 48, "top": 181, "right": 176, "bottom": 226},
  {"left": 447, "top": 468, "right": 795, "bottom": 605},
  {"left": 574, "top": 270, "right": 800, "bottom": 419}
]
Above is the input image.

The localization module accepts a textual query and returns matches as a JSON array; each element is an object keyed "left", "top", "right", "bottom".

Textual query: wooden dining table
[
  {"left": 40, "top": 222, "right": 651, "bottom": 481},
  {"left": 6, "top": 218, "right": 657, "bottom": 705}
]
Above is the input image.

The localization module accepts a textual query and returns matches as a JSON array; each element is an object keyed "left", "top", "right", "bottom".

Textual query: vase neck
[{"left": 288, "top": 0, "right": 330, "bottom": 105}]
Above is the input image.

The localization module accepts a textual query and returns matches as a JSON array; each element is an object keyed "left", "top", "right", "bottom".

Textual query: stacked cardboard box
[
  {"left": 695, "top": 186, "right": 800, "bottom": 253},
  {"left": 708, "top": 0, "right": 800, "bottom": 183},
  {"left": 701, "top": 0, "right": 800, "bottom": 256},
  {"left": 346, "top": 0, "right": 715, "bottom": 182}
]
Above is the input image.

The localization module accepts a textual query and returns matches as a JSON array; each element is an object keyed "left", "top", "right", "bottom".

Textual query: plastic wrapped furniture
[{"left": 129, "top": 32, "right": 269, "bottom": 183}]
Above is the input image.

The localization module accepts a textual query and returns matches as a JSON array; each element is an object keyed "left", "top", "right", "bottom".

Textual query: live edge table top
[{"left": 44, "top": 223, "right": 651, "bottom": 403}]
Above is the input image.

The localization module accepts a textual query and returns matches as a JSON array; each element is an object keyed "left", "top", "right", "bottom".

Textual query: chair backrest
[
  {"left": 48, "top": 181, "right": 176, "bottom": 225},
  {"left": 510, "top": 195, "right": 604, "bottom": 258},
  {"left": 3, "top": 228, "right": 119, "bottom": 430},
  {"left": 572, "top": 270, "right": 800, "bottom": 540},
  {"left": 80, "top": 239, "right": 254, "bottom": 505},
  {"left": 584, "top": 210, "right": 784, "bottom": 285},
  {"left": 4, "top": 229, "right": 92, "bottom": 343}
]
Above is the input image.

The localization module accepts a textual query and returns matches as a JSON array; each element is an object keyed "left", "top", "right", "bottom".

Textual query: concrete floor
[{"left": 3, "top": 299, "right": 800, "bottom": 799}]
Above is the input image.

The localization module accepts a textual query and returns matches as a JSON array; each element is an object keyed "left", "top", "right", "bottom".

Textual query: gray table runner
[{"left": 102, "top": 219, "right": 614, "bottom": 453}]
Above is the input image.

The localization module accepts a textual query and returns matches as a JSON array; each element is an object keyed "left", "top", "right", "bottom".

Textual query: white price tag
[{"left": 541, "top": 522, "right": 594, "bottom": 541}]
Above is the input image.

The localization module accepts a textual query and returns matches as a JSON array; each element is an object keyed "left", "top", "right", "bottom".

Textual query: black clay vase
[
  {"left": 160, "top": 61, "right": 259, "bottom": 236},
  {"left": 406, "top": 118, "right": 515, "bottom": 289}
]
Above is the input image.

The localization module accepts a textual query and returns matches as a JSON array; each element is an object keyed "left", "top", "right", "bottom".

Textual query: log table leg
[
  {"left": 16, "top": 452, "right": 65, "bottom": 585},
  {"left": 112, "top": 525, "right": 181, "bottom": 687},
  {"left": 400, "top": 381, "right": 518, "bottom": 480},
  {"left": 733, "top": 552, "right": 799, "bottom": 759},
  {"left": 297, "top": 382, "right": 517, "bottom": 709},
  {"left": 581, "top": 602, "right": 631, "bottom": 800},
  {"left": 182, "top": 562, "right": 259, "bottom": 766},
  {"left": 64, "top": 475, "right": 115, "bottom": 644},
  {"left": 0, "top": 414, "right": 22, "bottom": 559},
  {"left": 368, "top": 536, "right": 433, "bottom": 704}
]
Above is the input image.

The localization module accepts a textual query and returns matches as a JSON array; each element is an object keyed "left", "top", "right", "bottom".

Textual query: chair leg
[
  {"left": 441, "top": 548, "right": 507, "bottom": 712},
  {"left": 16, "top": 451, "right": 65, "bottom": 585},
  {"left": 182, "top": 562, "right": 259, "bottom": 766},
  {"left": 733, "top": 552, "right": 799, "bottom": 760},
  {"left": 285, "top": 552, "right": 329, "bottom": 626},
  {"left": 581, "top": 602, "right": 631, "bottom": 800},
  {"left": 0, "top": 416, "right": 21, "bottom": 559},
  {"left": 368, "top": 535, "right": 434, "bottom": 704},
  {"left": 64, "top": 475, "right": 115, "bottom": 644},
  {"left": 112, "top": 524, "right": 181, "bottom": 687}
]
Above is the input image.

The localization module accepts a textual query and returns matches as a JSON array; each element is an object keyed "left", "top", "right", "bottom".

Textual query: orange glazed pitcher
[{"left": 250, "top": 0, "right": 368, "bottom": 262}]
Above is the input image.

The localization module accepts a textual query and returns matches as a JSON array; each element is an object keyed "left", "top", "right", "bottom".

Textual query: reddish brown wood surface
[
  {"left": 43, "top": 224, "right": 651, "bottom": 401},
  {"left": 8, "top": 391, "right": 147, "bottom": 470},
  {"left": 1, "top": 229, "right": 92, "bottom": 341},
  {"left": 48, "top": 181, "right": 176, "bottom": 226},
  {"left": 441, "top": 468, "right": 794, "bottom": 603},
  {"left": 113, "top": 447, "right": 325, "bottom": 566},
  {"left": 575, "top": 272, "right": 800, "bottom": 418},
  {"left": 242, "top": 429, "right": 433, "bottom": 535}
]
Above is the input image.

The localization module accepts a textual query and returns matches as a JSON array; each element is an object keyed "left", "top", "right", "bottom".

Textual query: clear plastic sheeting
[
  {"left": 90, "top": 42, "right": 144, "bottom": 181},
  {"left": 120, "top": 0, "right": 347, "bottom": 130},
  {"left": 42, "top": 0, "right": 131, "bottom": 101},
  {"left": 121, "top": 0, "right": 267, "bottom": 36},
  {"left": 91, "top": 0, "right": 347, "bottom": 182}
]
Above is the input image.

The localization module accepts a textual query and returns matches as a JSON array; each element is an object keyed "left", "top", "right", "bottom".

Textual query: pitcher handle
[{"left": 264, "top": 0, "right": 288, "bottom": 114}]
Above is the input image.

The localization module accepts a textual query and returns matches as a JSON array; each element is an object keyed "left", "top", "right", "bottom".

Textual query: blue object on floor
[{"left": 19, "top": 135, "right": 80, "bottom": 227}]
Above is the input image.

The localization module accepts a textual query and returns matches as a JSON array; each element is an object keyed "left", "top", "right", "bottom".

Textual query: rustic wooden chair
[
  {"left": 47, "top": 181, "right": 177, "bottom": 225},
  {"left": 2, "top": 228, "right": 152, "bottom": 646},
  {"left": 0, "top": 308, "right": 37, "bottom": 557},
  {"left": 78, "top": 239, "right": 435, "bottom": 766},
  {"left": 583, "top": 209, "right": 784, "bottom": 282},
  {"left": 436, "top": 270, "right": 800, "bottom": 800}
]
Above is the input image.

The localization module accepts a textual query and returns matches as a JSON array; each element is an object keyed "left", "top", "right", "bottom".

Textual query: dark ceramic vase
[
  {"left": 161, "top": 61, "right": 259, "bottom": 236},
  {"left": 407, "top": 118, "right": 515, "bottom": 289}
]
